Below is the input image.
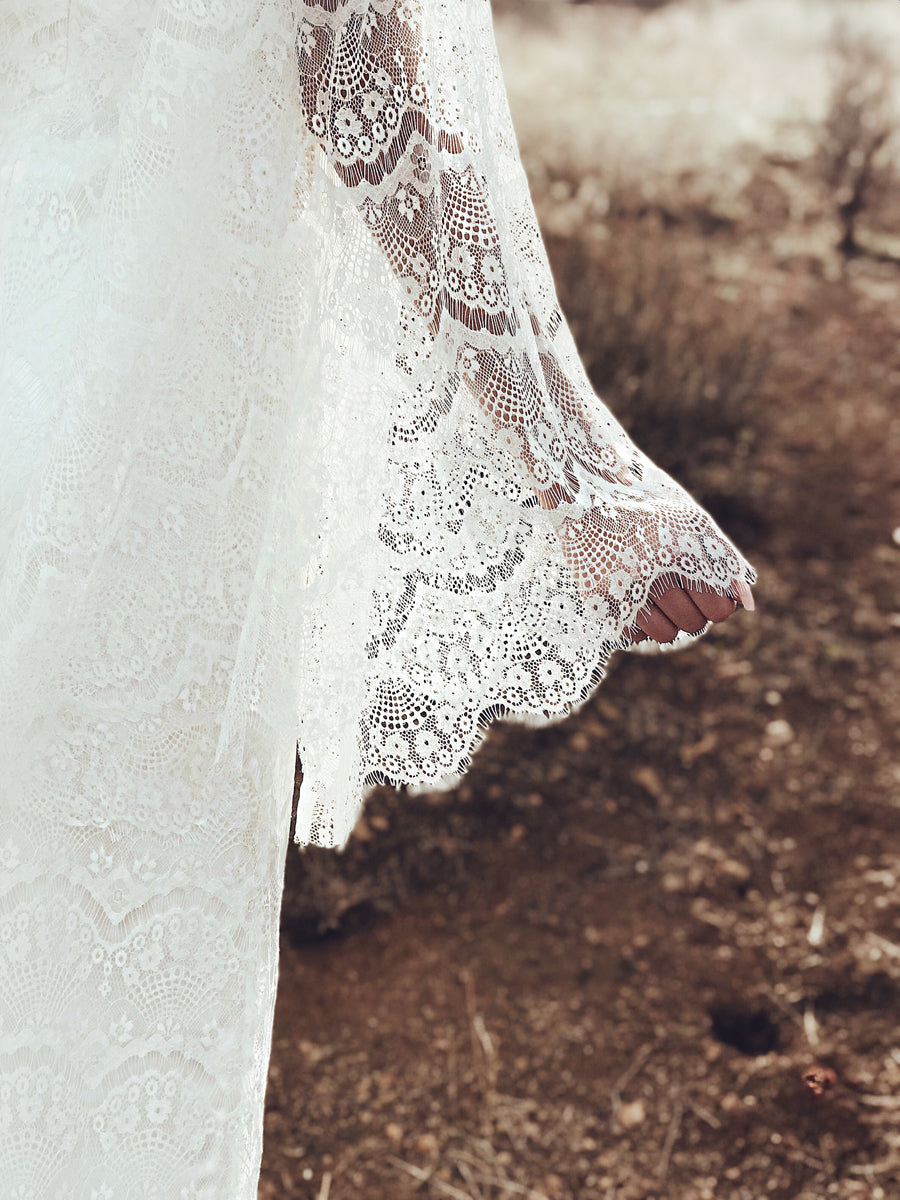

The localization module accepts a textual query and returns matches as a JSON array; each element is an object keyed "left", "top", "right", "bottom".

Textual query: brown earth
[{"left": 259, "top": 6, "right": 900, "bottom": 1199}]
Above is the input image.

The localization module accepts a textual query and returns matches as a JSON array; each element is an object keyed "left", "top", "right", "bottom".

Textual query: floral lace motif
[{"left": 0, "top": 0, "right": 754, "bottom": 1195}]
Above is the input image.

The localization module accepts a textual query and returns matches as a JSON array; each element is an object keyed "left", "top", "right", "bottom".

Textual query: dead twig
[
  {"left": 391, "top": 1156, "right": 470, "bottom": 1200},
  {"left": 390, "top": 1155, "right": 434, "bottom": 1186},
  {"left": 452, "top": 1153, "right": 484, "bottom": 1200},
  {"left": 463, "top": 1176, "right": 548, "bottom": 1199},
  {"left": 848, "top": 1155, "right": 900, "bottom": 1177},
  {"left": 432, "top": 1182, "right": 476, "bottom": 1200},
  {"left": 460, "top": 969, "right": 499, "bottom": 1111},
  {"left": 686, "top": 1099, "right": 721, "bottom": 1130},
  {"left": 610, "top": 1040, "right": 658, "bottom": 1129},
  {"left": 656, "top": 1096, "right": 684, "bottom": 1181},
  {"left": 867, "top": 932, "right": 900, "bottom": 959}
]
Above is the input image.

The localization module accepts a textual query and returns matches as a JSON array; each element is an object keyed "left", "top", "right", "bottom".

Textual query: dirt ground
[{"left": 259, "top": 3, "right": 900, "bottom": 1198}]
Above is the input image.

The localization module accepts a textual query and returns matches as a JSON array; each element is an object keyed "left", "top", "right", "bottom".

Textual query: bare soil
[{"left": 259, "top": 4, "right": 900, "bottom": 1197}]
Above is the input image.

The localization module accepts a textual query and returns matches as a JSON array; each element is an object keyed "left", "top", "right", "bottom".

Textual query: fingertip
[
  {"left": 733, "top": 579, "right": 756, "bottom": 612},
  {"left": 693, "top": 589, "right": 737, "bottom": 624}
]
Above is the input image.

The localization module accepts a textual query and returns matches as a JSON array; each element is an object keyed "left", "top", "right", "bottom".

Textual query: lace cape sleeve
[
  {"left": 289, "top": 0, "right": 756, "bottom": 845},
  {"left": 296, "top": 0, "right": 753, "bottom": 605}
]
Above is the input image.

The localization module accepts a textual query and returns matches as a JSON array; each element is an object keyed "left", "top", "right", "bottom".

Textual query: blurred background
[{"left": 261, "top": 2, "right": 900, "bottom": 1197}]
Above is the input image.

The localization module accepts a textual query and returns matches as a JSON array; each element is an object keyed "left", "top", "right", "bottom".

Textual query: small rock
[
  {"left": 765, "top": 718, "right": 794, "bottom": 745},
  {"left": 385, "top": 1123, "right": 404, "bottom": 1143},
  {"left": 704, "top": 1040, "right": 722, "bottom": 1063},
  {"left": 507, "top": 823, "right": 526, "bottom": 846},
  {"left": 802, "top": 1064, "right": 837, "bottom": 1095},
  {"left": 718, "top": 858, "right": 752, "bottom": 885},
  {"left": 618, "top": 1098, "right": 646, "bottom": 1128},
  {"left": 632, "top": 764, "right": 665, "bottom": 800},
  {"left": 687, "top": 865, "right": 708, "bottom": 892}
]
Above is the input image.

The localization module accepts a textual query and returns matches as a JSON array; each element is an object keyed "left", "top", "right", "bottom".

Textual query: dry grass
[
  {"left": 818, "top": 30, "right": 898, "bottom": 259},
  {"left": 543, "top": 211, "right": 768, "bottom": 493}
]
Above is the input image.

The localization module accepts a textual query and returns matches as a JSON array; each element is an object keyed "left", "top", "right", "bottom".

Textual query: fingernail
[{"left": 734, "top": 579, "right": 755, "bottom": 612}]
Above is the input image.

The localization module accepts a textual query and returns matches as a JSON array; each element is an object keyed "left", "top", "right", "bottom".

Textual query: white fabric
[{"left": 0, "top": 1, "right": 755, "bottom": 1195}]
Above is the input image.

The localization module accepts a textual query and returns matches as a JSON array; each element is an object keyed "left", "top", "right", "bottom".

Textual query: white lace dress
[{"left": 0, "top": 1, "right": 755, "bottom": 1195}]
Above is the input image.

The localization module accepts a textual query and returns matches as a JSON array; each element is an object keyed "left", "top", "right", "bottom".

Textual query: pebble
[
  {"left": 765, "top": 718, "right": 794, "bottom": 745},
  {"left": 351, "top": 816, "right": 374, "bottom": 842},
  {"left": 632, "top": 764, "right": 665, "bottom": 800},
  {"left": 618, "top": 1098, "right": 646, "bottom": 1128},
  {"left": 718, "top": 858, "right": 752, "bottom": 885}
]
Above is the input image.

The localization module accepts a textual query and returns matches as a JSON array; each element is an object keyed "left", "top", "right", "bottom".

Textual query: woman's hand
[{"left": 626, "top": 577, "right": 754, "bottom": 645}]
